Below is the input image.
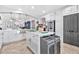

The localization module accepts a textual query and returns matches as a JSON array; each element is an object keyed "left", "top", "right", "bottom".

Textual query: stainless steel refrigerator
[{"left": 46, "top": 20, "right": 55, "bottom": 32}]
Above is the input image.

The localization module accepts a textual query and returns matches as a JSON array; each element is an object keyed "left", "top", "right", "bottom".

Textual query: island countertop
[{"left": 26, "top": 29, "right": 55, "bottom": 37}]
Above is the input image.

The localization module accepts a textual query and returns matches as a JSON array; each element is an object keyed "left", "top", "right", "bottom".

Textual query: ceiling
[{"left": 0, "top": 5, "right": 66, "bottom": 18}]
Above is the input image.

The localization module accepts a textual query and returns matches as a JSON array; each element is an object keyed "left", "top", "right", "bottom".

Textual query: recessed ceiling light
[
  {"left": 18, "top": 8, "right": 22, "bottom": 10},
  {"left": 10, "top": 20, "right": 13, "bottom": 22},
  {"left": 42, "top": 10, "right": 46, "bottom": 13},
  {"left": 31, "top": 6, "right": 35, "bottom": 9}
]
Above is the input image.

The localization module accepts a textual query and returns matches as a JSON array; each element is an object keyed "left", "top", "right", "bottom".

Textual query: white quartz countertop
[
  {"left": 26, "top": 30, "right": 55, "bottom": 37},
  {"left": 34, "top": 32, "right": 55, "bottom": 37}
]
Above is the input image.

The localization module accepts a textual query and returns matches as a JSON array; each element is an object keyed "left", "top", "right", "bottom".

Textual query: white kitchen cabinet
[
  {"left": 0, "top": 31, "right": 3, "bottom": 48},
  {"left": 3, "top": 30, "right": 23, "bottom": 44},
  {"left": 71, "top": 5, "right": 78, "bottom": 14},
  {"left": 26, "top": 31, "right": 31, "bottom": 47},
  {"left": 26, "top": 31, "right": 55, "bottom": 54},
  {"left": 77, "top": 5, "right": 79, "bottom": 13},
  {"left": 63, "top": 5, "right": 78, "bottom": 16},
  {"left": 26, "top": 31, "right": 40, "bottom": 53},
  {"left": 41, "top": 13, "right": 55, "bottom": 22},
  {"left": 31, "top": 33, "right": 39, "bottom": 53},
  {"left": 31, "top": 40, "right": 38, "bottom": 53}
]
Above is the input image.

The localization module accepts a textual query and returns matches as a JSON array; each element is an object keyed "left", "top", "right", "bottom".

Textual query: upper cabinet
[
  {"left": 41, "top": 13, "right": 55, "bottom": 22},
  {"left": 78, "top": 5, "right": 79, "bottom": 13},
  {"left": 63, "top": 5, "right": 78, "bottom": 16}
]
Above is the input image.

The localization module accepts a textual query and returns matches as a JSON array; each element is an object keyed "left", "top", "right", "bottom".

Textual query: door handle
[{"left": 69, "top": 30, "right": 74, "bottom": 32}]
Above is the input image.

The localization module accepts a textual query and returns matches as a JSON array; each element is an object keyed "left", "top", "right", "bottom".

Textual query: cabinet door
[
  {"left": 63, "top": 15, "right": 69, "bottom": 32},
  {"left": 66, "top": 15, "right": 71, "bottom": 32},
  {"left": 64, "top": 32, "right": 71, "bottom": 43},
  {"left": 63, "top": 32, "right": 67, "bottom": 43},
  {"left": 77, "top": 13, "right": 79, "bottom": 44},
  {"left": 70, "top": 14, "right": 78, "bottom": 44},
  {"left": 0, "top": 32, "right": 2, "bottom": 45},
  {"left": 70, "top": 14, "right": 77, "bottom": 32},
  {"left": 3, "top": 31, "right": 9, "bottom": 43},
  {"left": 63, "top": 15, "right": 71, "bottom": 32},
  {"left": 31, "top": 38, "right": 38, "bottom": 53},
  {"left": 31, "top": 34, "right": 39, "bottom": 53},
  {"left": 26, "top": 32, "right": 31, "bottom": 46},
  {"left": 63, "top": 15, "right": 71, "bottom": 43}
]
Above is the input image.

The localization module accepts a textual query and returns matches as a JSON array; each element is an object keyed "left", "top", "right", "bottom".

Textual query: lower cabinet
[
  {"left": 31, "top": 40, "right": 38, "bottom": 53},
  {"left": 27, "top": 33, "right": 60, "bottom": 54},
  {"left": 64, "top": 32, "right": 79, "bottom": 47},
  {"left": 0, "top": 31, "right": 3, "bottom": 48},
  {"left": 27, "top": 33, "right": 39, "bottom": 54},
  {"left": 64, "top": 32, "right": 71, "bottom": 44},
  {"left": 3, "top": 30, "right": 22, "bottom": 44},
  {"left": 77, "top": 34, "right": 79, "bottom": 44}
]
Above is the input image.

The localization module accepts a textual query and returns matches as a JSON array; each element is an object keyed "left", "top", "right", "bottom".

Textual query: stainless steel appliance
[
  {"left": 40, "top": 35, "right": 60, "bottom": 54},
  {"left": 24, "top": 21, "right": 31, "bottom": 29},
  {"left": 47, "top": 20, "right": 55, "bottom": 32},
  {"left": 54, "top": 35, "right": 60, "bottom": 54}
]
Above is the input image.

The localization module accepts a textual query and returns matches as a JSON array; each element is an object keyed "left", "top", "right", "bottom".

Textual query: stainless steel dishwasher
[{"left": 40, "top": 35, "right": 60, "bottom": 54}]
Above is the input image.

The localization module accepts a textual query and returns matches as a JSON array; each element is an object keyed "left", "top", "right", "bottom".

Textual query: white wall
[
  {"left": 55, "top": 9, "right": 63, "bottom": 53},
  {"left": 0, "top": 31, "right": 2, "bottom": 48},
  {"left": 41, "top": 9, "right": 63, "bottom": 39},
  {"left": 55, "top": 10, "right": 63, "bottom": 40}
]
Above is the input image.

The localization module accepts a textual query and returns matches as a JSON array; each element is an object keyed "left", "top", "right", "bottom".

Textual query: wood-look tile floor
[
  {"left": 62, "top": 43, "right": 79, "bottom": 54},
  {"left": 0, "top": 40, "right": 32, "bottom": 54},
  {"left": 0, "top": 40, "right": 79, "bottom": 54}
]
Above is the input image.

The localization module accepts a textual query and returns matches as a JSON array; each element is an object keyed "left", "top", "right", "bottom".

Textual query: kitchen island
[{"left": 26, "top": 30, "right": 60, "bottom": 54}]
